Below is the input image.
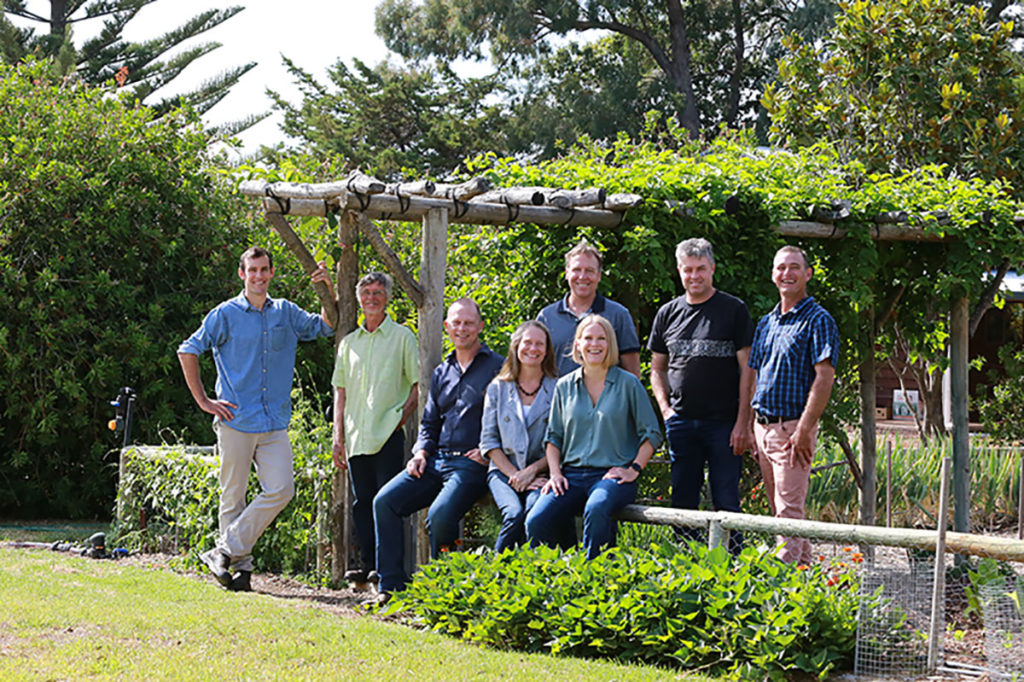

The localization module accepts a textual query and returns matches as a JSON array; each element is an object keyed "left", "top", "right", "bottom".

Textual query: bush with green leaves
[
  {"left": 386, "top": 542, "right": 861, "bottom": 678},
  {"left": 115, "top": 389, "right": 334, "bottom": 580},
  {"left": 0, "top": 59, "right": 246, "bottom": 518}
]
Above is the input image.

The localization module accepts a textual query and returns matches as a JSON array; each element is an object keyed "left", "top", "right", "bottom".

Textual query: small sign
[{"left": 892, "top": 389, "right": 919, "bottom": 421}]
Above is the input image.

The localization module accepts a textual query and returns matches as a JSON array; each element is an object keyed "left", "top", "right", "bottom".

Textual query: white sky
[{"left": 12, "top": 1, "right": 399, "bottom": 154}]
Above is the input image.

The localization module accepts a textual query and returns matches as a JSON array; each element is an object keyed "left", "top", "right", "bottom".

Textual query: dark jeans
[
  {"left": 666, "top": 414, "right": 744, "bottom": 554},
  {"left": 525, "top": 466, "right": 636, "bottom": 559},
  {"left": 348, "top": 429, "right": 405, "bottom": 571},
  {"left": 373, "top": 453, "right": 488, "bottom": 593},
  {"left": 487, "top": 469, "right": 543, "bottom": 553}
]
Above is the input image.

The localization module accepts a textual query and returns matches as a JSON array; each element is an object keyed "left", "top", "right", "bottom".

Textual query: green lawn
[{"left": 0, "top": 547, "right": 697, "bottom": 680}]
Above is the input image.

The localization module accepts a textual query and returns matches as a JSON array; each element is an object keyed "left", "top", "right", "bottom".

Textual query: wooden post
[
  {"left": 950, "top": 295, "right": 970, "bottom": 535},
  {"left": 413, "top": 207, "right": 448, "bottom": 567},
  {"left": 886, "top": 443, "right": 893, "bottom": 528},
  {"left": 329, "top": 211, "right": 359, "bottom": 584},
  {"left": 928, "top": 457, "right": 952, "bottom": 671},
  {"left": 708, "top": 519, "right": 725, "bottom": 550},
  {"left": 859, "top": 306, "right": 877, "bottom": 529}
]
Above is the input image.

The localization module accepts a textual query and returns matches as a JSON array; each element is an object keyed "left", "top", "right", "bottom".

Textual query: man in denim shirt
[
  {"left": 178, "top": 247, "right": 334, "bottom": 591},
  {"left": 372, "top": 298, "right": 503, "bottom": 603},
  {"left": 749, "top": 245, "right": 839, "bottom": 565}
]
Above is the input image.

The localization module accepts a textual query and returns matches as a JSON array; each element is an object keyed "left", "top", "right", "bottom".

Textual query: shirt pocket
[{"left": 270, "top": 325, "right": 289, "bottom": 352}]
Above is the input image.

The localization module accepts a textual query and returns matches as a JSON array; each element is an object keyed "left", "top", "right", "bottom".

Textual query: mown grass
[{"left": 0, "top": 547, "right": 698, "bottom": 681}]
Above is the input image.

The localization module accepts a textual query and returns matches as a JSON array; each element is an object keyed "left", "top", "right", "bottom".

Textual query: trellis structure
[{"left": 239, "top": 170, "right": 999, "bottom": 581}]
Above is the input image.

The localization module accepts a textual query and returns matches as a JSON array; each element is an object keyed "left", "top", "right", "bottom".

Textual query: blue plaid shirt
[
  {"left": 749, "top": 296, "right": 839, "bottom": 418},
  {"left": 178, "top": 291, "right": 333, "bottom": 433}
]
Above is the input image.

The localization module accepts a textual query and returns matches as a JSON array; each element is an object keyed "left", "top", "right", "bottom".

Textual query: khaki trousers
[
  {"left": 214, "top": 422, "right": 294, "bottom": 571},
  {"left": 753, "top": 419, "right": 816, "bottom": 566}
]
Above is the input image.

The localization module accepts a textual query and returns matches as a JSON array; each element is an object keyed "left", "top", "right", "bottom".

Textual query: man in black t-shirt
[{"left": 649, "top": 238, "right": 755, "bottom": 552}]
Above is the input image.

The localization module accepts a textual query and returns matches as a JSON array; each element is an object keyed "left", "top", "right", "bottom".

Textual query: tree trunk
[
  {"left": 50, "top": 0, "right": 67, "bottom": 36},
  {"left": 725, "top": 0, "right": 744, "bottom": 125},
  {"left": 665, "top": 0, "right": 701, "bottom": 135}
]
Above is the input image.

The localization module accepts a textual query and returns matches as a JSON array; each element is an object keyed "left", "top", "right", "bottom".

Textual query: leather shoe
[
  {"left": 229, "top": 570, "right": 252, "bottom": 592},
  {"left": 200, "top": 548, "right": 232, "bottom": 588},
  {"left": 344, "top": 569, "right": 370, "bottom": 583},
  {"left": 362, "top": 591, "right": 391, "bottom": 608}
]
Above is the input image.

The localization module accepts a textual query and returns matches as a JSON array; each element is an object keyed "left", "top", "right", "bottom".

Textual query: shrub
[
  {"left": 114, "top": 389, "right": 334, "bottom": 580},
  {"left": 0, "top": 60, "right": 245, "bottom": 518},
  {"left": 386, "top": 542, "right": 860, "bottom": 678}
]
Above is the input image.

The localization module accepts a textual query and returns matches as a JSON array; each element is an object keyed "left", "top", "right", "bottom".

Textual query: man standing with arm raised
[
  {"left": 649, "top": 238, "right": 755, "bottom": 554},
  {"left": 748, "top": 245, "right": 839, "bottom": 565},
  {"left": 178, "top": 247, "right": 335, "bottom": 591}
]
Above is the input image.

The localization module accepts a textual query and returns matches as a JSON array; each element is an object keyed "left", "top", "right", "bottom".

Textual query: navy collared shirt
[
  {"left": 413, "top": 344, "right": 504, "bottom": 455},
  {"left": 178, "top": 291, "right": 333, "bottom": 433},
  {"left": 749, "top": 296, "right": 839, "bottom": 418}
]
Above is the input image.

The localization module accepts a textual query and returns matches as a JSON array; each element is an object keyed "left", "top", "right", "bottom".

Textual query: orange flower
[
  {"left": 826, "top": 577, "right": 837, "bottom": 586},
  {"left": 851, "top": 553, "right": 864, "bottom": 564},
  {"left": 842, "top": 546, "right": 853, "bottom": 552},
  {"left": 796, "top": 565, "right": 809, "bottom": 571},
  {"left": 454, "top": 538, "right": 464, "bottom": 547}
]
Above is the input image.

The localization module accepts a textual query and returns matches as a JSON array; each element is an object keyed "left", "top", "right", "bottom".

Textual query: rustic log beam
[
  {"left": 260, "top": 194, "right": 627, "bottom": 228},
  {"left": 345, "top": 170, "right": 386, "bottom": 195},
  {"left": 265, "top": 213, "right": 338, "bottom": 329},
  {"left": 616, "top": 505, "right": 1024, "bottom": 562},
  {"left": 353, "top": 212, "right": 425, "bottom": 308},
  {"left": 604, "top": 193, "right": 644, "bottom": 211},
  {"left": 238, "top": 180, "right": 349, "bottom": 202},
  {"left": 383, "top": 180, "right": 436, "bottom": 196},
  {"left": 429, "top": 176, "right": 492, "bottom": 201},
  {"left": 776, "top": 220, "right": 951, "bottom": 242},
  {"left": 476, "top": 188, "right": 545, "bottom": 206}
]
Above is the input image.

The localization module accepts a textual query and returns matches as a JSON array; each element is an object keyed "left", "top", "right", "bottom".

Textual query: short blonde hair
[{"left": 571, "top": 314, "right": 619, "bottom": 369}]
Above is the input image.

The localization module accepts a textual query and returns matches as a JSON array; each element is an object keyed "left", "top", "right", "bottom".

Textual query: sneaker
[
  {"left": 228, "top": 570, "right": 252, "bottom": 592},
  {"left": 344, "top": 569, "right": 370, "bottom": 583},
  {"left": 200, "top": 548, "right": 233, "bottom": 588}
]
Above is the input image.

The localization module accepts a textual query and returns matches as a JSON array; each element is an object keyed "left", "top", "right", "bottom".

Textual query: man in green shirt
[{"left": 332, "top": 272, "right": 419, "bottom": 583}]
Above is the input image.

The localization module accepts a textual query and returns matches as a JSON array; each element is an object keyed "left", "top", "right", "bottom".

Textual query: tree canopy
[{"left": 1, "top": 0, "right": 259, "bottom": 132}]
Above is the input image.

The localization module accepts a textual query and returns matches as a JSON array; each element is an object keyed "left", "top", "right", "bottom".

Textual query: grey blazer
[{"left": 479, "top": 376, "right": 557, "bottom": 470}]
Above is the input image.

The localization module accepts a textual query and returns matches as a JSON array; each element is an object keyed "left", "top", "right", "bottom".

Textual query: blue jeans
[
  {"left": 525, "top": 466, "right": 636, "bottom": 559},
  {"left": 666, "top": 414, "right": 743, "bottom": 553},
  {"left": 487, "top": 469, "right": 543, "bottom": 553},
  {"left": 348, "top": 429, "right": 404, "bottom": 571},
  {"left": 372, "top": 454, "right": 487, "bottom": 593}
]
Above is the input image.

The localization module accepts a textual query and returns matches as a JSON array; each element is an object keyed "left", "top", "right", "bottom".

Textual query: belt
[
  {"left": 437, "top": 449, "right": 466, "bottom": 459},
  {"left": 755, "top": 411, "right": 800, "bottom": 425}
]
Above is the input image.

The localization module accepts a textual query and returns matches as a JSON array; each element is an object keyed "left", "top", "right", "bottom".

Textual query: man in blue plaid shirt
[{"left": 748, "top": 245, "right": 839, "bottom": 565}]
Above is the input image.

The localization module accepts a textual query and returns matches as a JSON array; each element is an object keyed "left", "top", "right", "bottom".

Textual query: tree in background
[
  {"left": 0, "top": 60, "right": 247, "bottom": 518},
  {"left": 267, "top": 57, "right": 507, "bottom": 179},
  {"left": 763, "top": 0, "right": 1024, "bottom": 436},
  {"left": 374, "top": 0, "right": 841, "bottom": 137},
  {"left": 0, "top": 0, "right": 259, "bottom": 133}
]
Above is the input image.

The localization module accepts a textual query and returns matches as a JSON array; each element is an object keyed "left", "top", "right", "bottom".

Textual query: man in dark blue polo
[{"left": 372, "top": 298, "right": 503, "bottom": 602}]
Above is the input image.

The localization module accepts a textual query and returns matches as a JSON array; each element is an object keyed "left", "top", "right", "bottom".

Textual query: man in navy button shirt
[
  {"left": 748, "top": 245, "right": 839, "bottom": 565},
  {"left": 178, "top": 247, "right": 334, "bottom": 591},
  {"left": 372, "top": 298, "right": 503, "bottom": 602}
]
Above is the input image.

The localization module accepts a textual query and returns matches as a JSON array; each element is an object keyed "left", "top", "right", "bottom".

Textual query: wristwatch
[{"left": 629, "top": 461, "right": 643, "bottom": 474}]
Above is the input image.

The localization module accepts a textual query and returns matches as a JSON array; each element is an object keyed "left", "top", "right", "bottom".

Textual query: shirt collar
[
  {"left": 569, "top": 365, "right": 618, "bottom": 386},
  {"left": 233, "top": 290, "right": 277, "bottom": 312},
  {"left": 773, "top": 295, "right": 815, "bottom": 319},
  {"left": 356, "top": 313, "right": 393, "bottom": 335},
  {"left": 443, "top": 342, "right": 493, "bottom": 371},
  {"left": 558, "top": 293, "right": 606, "bottom": 317}
]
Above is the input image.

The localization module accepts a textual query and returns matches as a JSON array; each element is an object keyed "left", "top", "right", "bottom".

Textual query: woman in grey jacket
[{"left": 479, "top": 320, "right": 558, "bottom": 552}]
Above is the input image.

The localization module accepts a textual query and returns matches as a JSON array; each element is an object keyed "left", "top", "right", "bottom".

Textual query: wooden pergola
[
  {"left": 240, "top": 171, "right": 996, "bottom": 579},
  {"left": 240, "top": 173, "right": 642, "bottom": 579}
]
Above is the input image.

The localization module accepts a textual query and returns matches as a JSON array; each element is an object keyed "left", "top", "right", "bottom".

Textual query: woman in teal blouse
[{"left": 525, "top": 314, "right": 662, "bottom": 558}]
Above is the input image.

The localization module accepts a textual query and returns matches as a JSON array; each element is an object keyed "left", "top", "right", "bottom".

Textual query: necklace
[{"left": 516, "top": 380, "right": 541, "bottom": 397}]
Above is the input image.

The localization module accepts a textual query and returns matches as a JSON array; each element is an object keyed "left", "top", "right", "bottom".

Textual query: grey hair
[
  {"left": 675, "top": 238, "right": 715, "bottom": 267},
  {"left": 355, "top": 271, "right": 393, "bottom": 298}
]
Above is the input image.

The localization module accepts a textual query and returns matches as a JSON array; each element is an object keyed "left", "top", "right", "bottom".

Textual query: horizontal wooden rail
[{"left": 617, "top": 504, "right": 1024, "bottom": 562}]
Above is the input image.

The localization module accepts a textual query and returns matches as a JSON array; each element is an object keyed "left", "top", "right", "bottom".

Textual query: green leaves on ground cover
[{"left": 388, "top": 542, "right": 860, "bottom": 678}]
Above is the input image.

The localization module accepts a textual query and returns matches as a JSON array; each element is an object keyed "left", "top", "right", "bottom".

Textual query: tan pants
[
  {"left": 214, "top": 423, "right": 294, "bottom": 571},
  {"left": 753, "top": 419, "right": 816, "bottom": 566}
]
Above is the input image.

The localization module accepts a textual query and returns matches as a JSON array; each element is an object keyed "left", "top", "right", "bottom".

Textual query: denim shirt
[
  {"left": 413, "top": 344, "right": 504, "bottom": 455},
  {"left": 545, "top": 366, "right": 662, "bottom": 469},
  {"left": 177, "top": 291, "right": 333, "bottom": 433},
  {"left": 479, "top": 376, "right": 557, "bottom": 470}
]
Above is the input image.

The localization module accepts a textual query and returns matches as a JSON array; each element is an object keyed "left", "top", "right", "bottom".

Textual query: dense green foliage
[
  {"left": 386, "top": 543, "right": 861, "bottom": 677},
  {"left": 0, "top": 1, "right": 256, "bottom": 128},
  {"left": 115, "top": 390, "right": 334, "bottom": 578},
  {"left": 0, "top": 61, "right": 244, "bottom": 517}
]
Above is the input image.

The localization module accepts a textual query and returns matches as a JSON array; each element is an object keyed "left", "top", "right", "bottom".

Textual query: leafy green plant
[
  {"left": 385, "top": 542, "right": 861, "bottom": 678},
  {"left": 114, "top": 389, "right": 335, "bottom": 581}
]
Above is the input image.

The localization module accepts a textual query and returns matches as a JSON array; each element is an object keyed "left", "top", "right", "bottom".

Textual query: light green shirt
[{"left": 332, "top": 315, "right": 418, "bottom": 457}]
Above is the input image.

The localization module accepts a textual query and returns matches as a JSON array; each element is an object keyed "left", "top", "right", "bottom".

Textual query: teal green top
[
  {"left": 332, "top": 314, "right": 418, "bottom": 457},
  {"left": 545, "top": 366, "right": 662, "bottom": 469}
]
